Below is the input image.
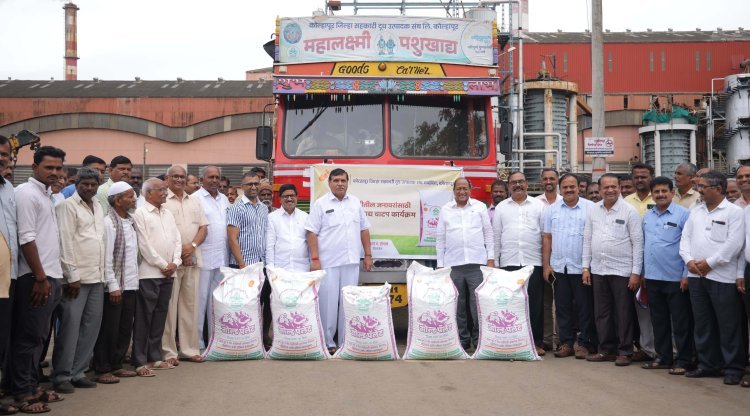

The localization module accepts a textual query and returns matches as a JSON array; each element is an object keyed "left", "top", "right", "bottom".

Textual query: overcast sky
[{"left": 1, "top": 0, "right": 747, "bottom": 81}]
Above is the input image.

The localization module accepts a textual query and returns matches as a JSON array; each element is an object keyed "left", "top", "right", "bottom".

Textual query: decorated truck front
[{"left": 263, "top": 14, "right": 500, "bottom": 293}]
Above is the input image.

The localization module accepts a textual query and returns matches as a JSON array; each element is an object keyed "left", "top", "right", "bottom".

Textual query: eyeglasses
[
  {"left": 509, "top": 180, "right": 527, "bottom": 186},
  {"left": 131, "top": 176, "right": 142, "bottom": 180},
  {"left": 242, "top": 183, "right": 260, "bottom": 188},
  {"left": 695, "top": 184, "right": 718, "bottom": 190},
  {"left": 281, "top": 194, "right": 297, "bottom": 199},
  {"left": 170, "top": 175, "right": 186, "bottom": 180}
]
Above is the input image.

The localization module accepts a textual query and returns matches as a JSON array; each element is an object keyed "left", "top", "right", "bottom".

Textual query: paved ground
[
  {"left": 44, "top": 352, "right": 747, "bottom": 416},
  {"left": 39, "top": 307, "right": 749, "bottom": 416}
]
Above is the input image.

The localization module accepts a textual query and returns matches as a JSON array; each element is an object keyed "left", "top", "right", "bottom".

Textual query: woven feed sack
[
  {"left": 473, "top": 265, "right": 540, "bottom": 361},
  {"left": 203, "top": 263, "right": 266, "bottom": 360}
]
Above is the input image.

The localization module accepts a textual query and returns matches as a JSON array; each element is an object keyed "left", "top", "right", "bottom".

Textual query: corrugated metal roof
[
  {"left": 524, "top": 30, "right": 750, "bottom": 44},
  {"left": 0, "top": 80, "right": 273, "bottom": 98}
]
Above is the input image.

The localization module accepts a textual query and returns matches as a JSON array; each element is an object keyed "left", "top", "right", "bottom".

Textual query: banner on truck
[
  {"left": 310, "top": 164, "right": 462, "bottom": 259},
  {"left": 278, "top": 16, "right": 495, "bottom": 66}
]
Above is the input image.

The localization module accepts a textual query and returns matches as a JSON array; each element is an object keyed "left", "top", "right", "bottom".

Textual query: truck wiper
[{"left": 292, "top": 107, "right": 327, "bottom": 141}]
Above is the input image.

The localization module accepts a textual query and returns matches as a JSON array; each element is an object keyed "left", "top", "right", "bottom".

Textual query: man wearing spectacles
[
  {"left": 680, "top": 171, "right": 746, "bottom": 385},
  {"left": 132, "top": 178, "right": 182, "bottom": 373},
  {"left": 161, "top": 166, "right": 208, "bottom": 365},
  {"left": 493, "top": 171, "right": 546, "bottom": 356},
  {"left": 266, "top": 184, "right": 309, "bottom": 272},
  {"left": 227, "top": 171, "right": 270, "bottom": 346}
]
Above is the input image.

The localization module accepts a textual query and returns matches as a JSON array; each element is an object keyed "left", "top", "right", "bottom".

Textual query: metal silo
[
  {"left": 723, "top": 74, "right": 750, "bottom": 173},
  {"left": 638, "top": 113, "right": 697, "bottom": 178},
  {"left": 520, "top": 80, "right": 577, "bottom": 182}
]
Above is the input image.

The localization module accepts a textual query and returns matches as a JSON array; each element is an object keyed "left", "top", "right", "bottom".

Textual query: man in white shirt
[
  {"left": 162, "top": 166, "right": 208, "bottom": 365},
  {"left": 93, "top": 182, "right": 140, "bottom": 381},
  {"left": 680, "top": 171, "right": 745, "bottom": 385},
  {"left": 132, "top": 178, "right": 182, "bottom": 373},
  {"left": 9, "top": 146, "right": 66, "bottom": 411},
  {"left": 583, "top": 173, "right": 644, "bottom": 367},
  {"left": 493, "top": 171, "right": 546, "bottom": 356},
  {"left": 195, "top": 166, "right": 229, "bottom": 351},
  {"left": 266, "top": 184, "right": 309, "bottom": 272},
  {"left": 52, "top": 167, "right": 106, "bottom": 393},
  {"left": 306, "top": 168, "right": 372, "bottom": 354},
  {"left": 436, "top": 178, "right": 494, "bottom": 351}
]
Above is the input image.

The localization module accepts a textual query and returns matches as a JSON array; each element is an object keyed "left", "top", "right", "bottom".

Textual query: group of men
[
  {"left": 0, "top": 136, "right": 372, "bottom": 414},
  {"left": 1, "top": 136, "right": 749, "bottom": 414},
  {"left": 441, "top": 162, "right": 750, "bottom": 388}
]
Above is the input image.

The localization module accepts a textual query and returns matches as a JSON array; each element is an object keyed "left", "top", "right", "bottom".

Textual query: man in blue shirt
[
  {"left": 543, "top": 173, "right": 597, "bottom": 358},
  {"left": 61, "top": 155, "right": 106, "bottom": 198},
  {"left": 641, "top": 176, "right": 694, "bottom": 374}
]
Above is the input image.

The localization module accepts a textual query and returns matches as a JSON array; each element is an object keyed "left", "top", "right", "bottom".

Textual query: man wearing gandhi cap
[{"left": 93, "top": 181, "right": 140, "bottom": 381}]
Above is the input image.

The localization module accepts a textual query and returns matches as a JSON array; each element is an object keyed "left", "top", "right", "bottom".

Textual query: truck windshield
[
  {"left": 390, "top": 96, "right": 488, "bottom": 159},
  {"left": 283, "top": 95, "right": 384, "bottom": 158}
]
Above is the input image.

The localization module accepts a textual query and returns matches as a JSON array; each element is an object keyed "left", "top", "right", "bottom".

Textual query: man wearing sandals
[
  {"left": 132, "top": 178, "right": 182, "bottom": 376},
  {"left": 640, "top": 177, "right": 694, "bottom": 375},
  {"left": 161, "top": 166, "right": 208, "bottom": 366},
  {"left": 680, "top": 171, "right": 746, "bottom": 386},
  {"left": 51, "top": 167, "right": 106, "bottom": 394},
  {"left": 92, "top": 182, "right": 139, "bottom": 384},
  {"left": 8, "top": 146, "right": 67, "bottom": 413},
  {"left": 0, "top": 136, "right": 19, "bottom": 415}
]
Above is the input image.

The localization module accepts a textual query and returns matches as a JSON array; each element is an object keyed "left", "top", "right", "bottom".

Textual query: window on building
[
  {"left": 563, "top": 52, "right": 568, "bottom": 72},
  {"left": 624, "top": 96, "right": 629, "bottom": 109},
  {"left": 707, "top": 50, "right": 711, "bottom": 71},
  {"left": 695, "top": 51, "right": 700, "bottom": 71},
  {"left": 661, "top": 51, "right": 666, "bottom": 71},
  {"left": 608, "top": 51, "right": 613, "bottom": 72},
  {"left": 649, "top": 52, "right": 654, "bottom": 72}
]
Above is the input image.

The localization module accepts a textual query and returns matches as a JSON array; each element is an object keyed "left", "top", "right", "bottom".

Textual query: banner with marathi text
[
  {"left": 310, "top": 164, "right": 463, "bottom": 259},
  {"left": 279, "top": 16, "right": 495, "bottom": 66}
]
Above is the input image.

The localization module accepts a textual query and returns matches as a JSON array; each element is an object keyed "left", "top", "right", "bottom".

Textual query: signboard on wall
[{"left": 584, "top": 137, "right": 615, "bottom": 157}]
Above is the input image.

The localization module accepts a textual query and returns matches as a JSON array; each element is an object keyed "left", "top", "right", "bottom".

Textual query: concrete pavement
[{"left": 46, "top": 351, "right": 747, "bottom": 416}]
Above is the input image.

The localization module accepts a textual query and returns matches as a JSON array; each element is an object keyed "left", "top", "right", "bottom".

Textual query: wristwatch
[{"left": 191, "top": 242, "right": 198, "bottom": 248}]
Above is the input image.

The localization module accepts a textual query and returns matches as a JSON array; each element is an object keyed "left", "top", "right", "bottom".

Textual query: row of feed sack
[{"left": 203, "top": 262, "right": 540, "bottom": 361}]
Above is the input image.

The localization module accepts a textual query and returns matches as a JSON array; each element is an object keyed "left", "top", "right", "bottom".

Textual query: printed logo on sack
[
  {"left": 280, "top": 289, "right": 301, "bottom": 308},
  {"left": 277, "top": 312, "right": 312, "bottom": 336},
  {"left": 355, "top": 298, "right": 372, "bottom": 312},
  {"left": 492, "top": 287, "right": 513, "bottom": 307},
  {"left": 348, "top": 315, "right": 383, "bottom": 339},
  {"left": 417, "top": 310, "right": 452, "bottom": 334},
  {"left": 487, "top": 310, "right": 522, "bottom": 334},
  {"left": 225, "top": 288, "right": 250, "bottom": 310},
  {"left": 219, "top": 311, "right": 255, "bottom": 335}
]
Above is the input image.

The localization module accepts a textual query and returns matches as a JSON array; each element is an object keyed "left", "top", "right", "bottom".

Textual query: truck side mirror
[
  {"left": 499, "top": 121, "right": 513, "bottom": 156},
  {"left": 256, "top": 126, "right": 273, "bottom": 161}
]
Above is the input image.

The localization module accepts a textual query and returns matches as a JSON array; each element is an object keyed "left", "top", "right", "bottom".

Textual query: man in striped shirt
[
  {"left": 227, "top": 171, "right": 270, "bottom": 346},
  {"left": 543, "top": 173, "right": 596, "bottom": 359}
]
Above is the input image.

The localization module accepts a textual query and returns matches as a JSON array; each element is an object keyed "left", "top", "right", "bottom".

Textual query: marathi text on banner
[
  {"left": 310, "top": 164, "right": 462, "bottom": 259},
  {"left": 279, "top": 16, "right": 494, "bottom": 66}
]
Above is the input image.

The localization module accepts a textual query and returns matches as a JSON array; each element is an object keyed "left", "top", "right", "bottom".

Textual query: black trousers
[
  {"left": 93, "top": 290, "right": 137, "bottom": 373},
  {"left": 554, "top": 269, "right": 597, "bottom": 350},
  {"left": 592, "top": 274, "right": 634, "bottom": 356},
  {"left": 741, "top": 264, "right": 750, "bottom": 367},
  {"left": 450, "top": 264, "right": 482, "bottom": 348},
  {"left": 689, "top": 277, "right": 745, "bottom": 376},
  {"left": 0, "top": 284, "right": 13, "bottom": 392},
  {"left": 504, "top": 265, "right": 544, "bottom": 347},
  {"left": 646, "top": 279, "right": 694, "bottom": 367},
  {"left": 132, "top": 279, "right": 173, "bottom": 368},
  {"left": 7, "top": 275, "right": 61, "bottom": 399}
]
